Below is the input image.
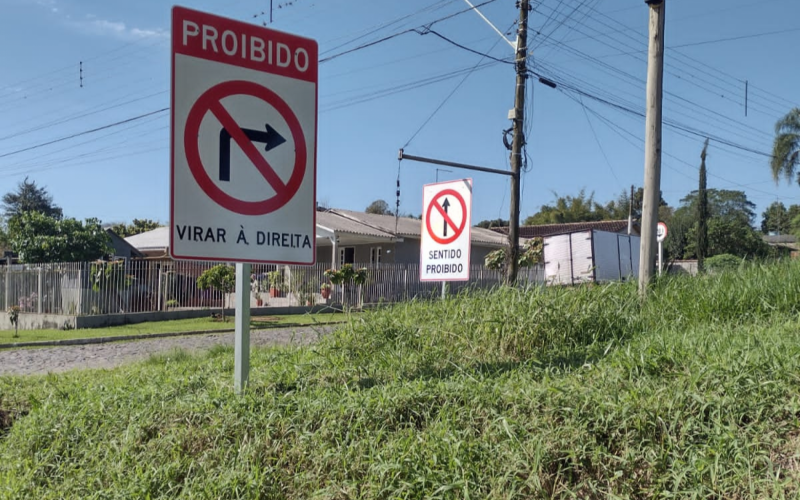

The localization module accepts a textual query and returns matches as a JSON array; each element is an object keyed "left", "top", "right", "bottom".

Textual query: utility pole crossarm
[{"left": 398, "top": 149, "right": 515, "bottom": 177}]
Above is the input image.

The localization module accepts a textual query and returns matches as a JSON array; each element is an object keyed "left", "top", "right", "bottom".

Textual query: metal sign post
[{"left": 234, "top": 263, "right": 251, "bottom": 393}]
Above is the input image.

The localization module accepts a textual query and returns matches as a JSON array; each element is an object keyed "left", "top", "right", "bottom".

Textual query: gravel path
[{"left": 0, "top": 326, "right": 332, "bottom": 377}]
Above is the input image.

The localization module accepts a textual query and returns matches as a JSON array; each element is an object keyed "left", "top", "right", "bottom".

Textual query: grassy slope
[
  {"left": 1, "top": 262, "right": 800, "bottom": 498},
  {"left": 0, "top": 313, "right": 345, "bottom": 345}
]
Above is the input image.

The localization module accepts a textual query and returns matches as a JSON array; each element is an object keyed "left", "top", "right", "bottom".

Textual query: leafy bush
[
  {"left": 196, "top": 265, "right": 235, "bottom": 321},
  {"left": 705, "top": 253, "right": 742, "bottom": 273}
]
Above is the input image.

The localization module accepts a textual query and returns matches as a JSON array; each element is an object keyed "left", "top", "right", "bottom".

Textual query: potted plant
[
  {"left": 268, "top": 270, "right": 285, "bottom": 298},
  {"left": 320, "top": 282, "right": 332, "bottom": 299},
  {"left": 7, "top": 306, "right": 20, "bottom": 339}
]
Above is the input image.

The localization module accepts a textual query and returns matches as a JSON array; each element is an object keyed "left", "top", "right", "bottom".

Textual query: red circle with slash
[
  {"left": 184, "top": 80, "right": 306, "bottom": 216},
  {"left": 425, "top": 189, "right": 468, "bottom": 245}
]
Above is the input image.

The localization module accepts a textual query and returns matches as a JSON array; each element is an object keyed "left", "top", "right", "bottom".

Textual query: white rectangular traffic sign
[
  {"left": 170, "top": 6, "right": 317, "bottom": 264},
  {"left": 420, "top": 179, "right": 472, "bottom": 282}
]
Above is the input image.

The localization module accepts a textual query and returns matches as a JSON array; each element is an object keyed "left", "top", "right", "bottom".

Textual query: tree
[
  {"left": 196, "top": 264, "right": 236, "bottom": 321},
  {"left": 697, "top": 140, "right": 709, "bottom": 274},
  {"left": 7, "top": 212, "right": 111, "bottom": 263},
  {"left": 524, "top": 189, "right": 611, "bottom": 225},
  {"left": 365, "top": 199, "right": 392, "bottom": 215},
  {"left": 604, "top": 186, "right": 668, "bottom": 221},
  {"left": 2, "top": 177, "right": 62, "bottom": 220},
  {"left": 669, "top": 189, "right": 766, "bottom": 260},
  {"left": 760, "top": 202, "right": 800, "bottom": 235},
  {"left": 109, "top": 219, "right": 161, "bottom": 237},
  {"left": 476, "top": 218, "right": 508, "bottom": 229},
  {"left": 679, "top": 189, "right": 756, "bottom": 226},
  {"left": 770, "top": 108, "right": 800, "bottom": 185}
]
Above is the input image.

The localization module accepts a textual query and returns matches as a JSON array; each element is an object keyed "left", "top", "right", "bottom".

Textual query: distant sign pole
[
  {"left": 420, "top": 179, "right": 473, "bottom": 284},
  {"left": 657, "top": 222, "right": 668, "bottom": 276},
  {"left": 171, "top": 6, "right": 318, "bottom": 393}
]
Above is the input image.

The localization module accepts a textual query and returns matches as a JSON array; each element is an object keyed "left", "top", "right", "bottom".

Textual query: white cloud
[{"left": 81, "top": 16, "right": 168, "bottom": 41}]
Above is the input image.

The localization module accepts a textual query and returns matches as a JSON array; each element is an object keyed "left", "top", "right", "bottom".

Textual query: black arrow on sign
[
  {"left": 441, "top": 197, "right": 450, "bottom": 237},
  {"left": 219, "top": 124, "right": 286, "bottom": 182}
]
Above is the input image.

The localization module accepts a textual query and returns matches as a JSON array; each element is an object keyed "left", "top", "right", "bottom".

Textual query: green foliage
[
  {"left": 196, "top": 265, "right": 235, "bottom": 320},
  {"left": 6, "top": 262, "right": 800, "bottom": 497},
  {"left": 196, "top": 265, "right": 235, "bottom": 295},
  {"left": 525, "top": 187, "right": 669, "bottom": 226},
  {"left": 1, "top": 177, "right": 62, "bottom": 220},
  {"left": 697, "top": 139, "right": 709, "bottom": 272},
  {"left": 761, "top": 201, "right": 800, "bottom": 234},
  {"left": 267, "top": 270, "right": 286, "bottom": 291},
  {"left": 6, "top": 306, "right": 20, "bottom": 338},
  {"left": 770, "top": 107, "right": 800, "bottom": 185},
  {"left": 108, "top": 219, "right": 161, "bottom": 237},
  {"left": 323, "top": 264, "right": 367, "bottom": 286},
  {"left": 705, "top": 253, "right": 742, "bottom": 273},
  {"left": 668, "top": 189, "right": 765, "bottom": 260},
  {"left": 524, "top": 188, "right": 608, "bottom": 225},
  {"left": 475, "top": 218, "right": 508, "bottom": 229},
  {"left": 90, "top": 261, "right": 132, "bottom": 292},
  {"left": 6, "top": 212, "right": 111, "bottom": 263},
  {"left": 364, "top": 199, "right": 392, "bottom": 215},
  {"left": 484, "top": 238, "right": 543, "bottom": 271}
]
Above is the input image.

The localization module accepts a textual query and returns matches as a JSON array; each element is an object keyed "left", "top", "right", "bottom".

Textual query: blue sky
[{"left": 1, "top": 0, "right": 798, "bottom": 227}]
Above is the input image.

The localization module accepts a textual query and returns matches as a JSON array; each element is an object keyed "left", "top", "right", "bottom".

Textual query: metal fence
[{"left": 1, "top": 260, "right": 544, "bottom": 317}]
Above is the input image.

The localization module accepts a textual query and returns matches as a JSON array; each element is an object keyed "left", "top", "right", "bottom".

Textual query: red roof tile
[{"left": 492, "top": 220, "right": 638, "bottom": 239}]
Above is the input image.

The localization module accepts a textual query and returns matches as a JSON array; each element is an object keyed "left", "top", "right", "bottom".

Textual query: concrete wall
[
  {"left": 668, "top": 260, "right": 698, "bottom": 276},
  {"left": 73, "top": 306, "right": 333, "bottom": 329},
  {"left": 0, "top": 313, "right": 76, "bottom": 331},
  {"left": 0, "top": 306, "right": 336, "bottom": 331}
]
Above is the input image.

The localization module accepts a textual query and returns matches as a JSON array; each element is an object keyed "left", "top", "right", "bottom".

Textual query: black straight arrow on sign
[
  {"left": 441, "top": 197, "right": 450, "bottom": 237},
  {"left": 219, "top": 124, "right": 286, "bottom": 182}
]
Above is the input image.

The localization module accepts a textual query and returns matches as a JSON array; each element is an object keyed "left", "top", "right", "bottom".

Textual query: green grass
[
  {"left": 2, "top": 261, "right": 800, "bottom": 498},
  {"left": 0, "top": 313, "right": 345, "bottom": 345}
]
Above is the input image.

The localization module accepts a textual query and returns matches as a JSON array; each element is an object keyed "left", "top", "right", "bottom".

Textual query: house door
[{"left": 339, "top": 247, "right": 355, "bottom": 266}]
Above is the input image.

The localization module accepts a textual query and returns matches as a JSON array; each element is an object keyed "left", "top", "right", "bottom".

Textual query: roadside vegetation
[
  {"left": 2, "top": 260, "right": 800, "bottom": 497},
  {"left": 0, "top": 313, "right": 345, "bottom": 346}
]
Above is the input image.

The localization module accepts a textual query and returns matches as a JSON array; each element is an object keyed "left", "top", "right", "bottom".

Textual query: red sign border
[
  {"left": 184, "top": 80, "right": 306, "bottom": 216},
  {"left": 425, "top": 189, "right": 468, "bottom": 245},
  {"left": 419, "top": 179, "right": 473, "bottom": 283},
  {"left": 170, "top": 6, "right": 318, "bottom": 266},
  {"left": 657, "top": 221, "right": 669, "bottom": 242}
]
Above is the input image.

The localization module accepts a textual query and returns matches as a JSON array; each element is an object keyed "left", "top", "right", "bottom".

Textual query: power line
[
  {"left": 403, "top": 21, "right": 513, "bottom": 149},
  {"left": 0, "top": 108, "right": 168, "bottom": 160},
  {"left": 671, "top": 27, "right": 800, "bottom": 49}
]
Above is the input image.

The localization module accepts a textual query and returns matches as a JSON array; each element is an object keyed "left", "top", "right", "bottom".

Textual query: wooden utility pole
[
  {"left": 507, "top": 0, "right": 530, "bottom": 285},
  {"left": 638, "top": 0, "right": 666, "bottom": 296}
]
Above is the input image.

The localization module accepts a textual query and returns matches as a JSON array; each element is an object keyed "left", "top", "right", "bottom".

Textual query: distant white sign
[
  {"left": 420, "top": 179, "right": 472, "bottom": 282},
  {"left": 657, "top": 222, "right": 668, "bottom": 243}
]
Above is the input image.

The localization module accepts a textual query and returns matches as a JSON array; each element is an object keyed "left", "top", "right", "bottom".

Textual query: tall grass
[{"left": 2, "top": 260, "right": 800, "bottom": 498}]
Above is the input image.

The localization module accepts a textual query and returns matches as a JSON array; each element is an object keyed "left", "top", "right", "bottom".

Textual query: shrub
[{"left": 705, "top": 253, "right": 742, "bottom": 273}]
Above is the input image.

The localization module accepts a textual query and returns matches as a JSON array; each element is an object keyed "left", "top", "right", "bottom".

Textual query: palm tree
[{"left": 771, "top": 108, "right": 800, "bottom": 184}]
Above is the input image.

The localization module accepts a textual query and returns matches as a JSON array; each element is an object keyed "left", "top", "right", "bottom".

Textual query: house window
[
  {"left": 370, "top": 247, "right": 382, "bottom": 266},
  {"left": 339, "top": 247, "right": 355, "bottom": 266}
]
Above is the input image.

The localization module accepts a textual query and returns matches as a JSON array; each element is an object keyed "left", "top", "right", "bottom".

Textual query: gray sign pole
[{"left": 234, "top": 263, "right": 251, "bottom": 393}]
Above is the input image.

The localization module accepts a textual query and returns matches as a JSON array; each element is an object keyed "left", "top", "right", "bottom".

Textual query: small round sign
[{"left": 657, "top": 222, "right": 668, "bottom": 243}]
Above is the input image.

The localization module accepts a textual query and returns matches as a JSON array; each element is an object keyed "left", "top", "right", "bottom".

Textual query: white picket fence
[{"left": 0, "top": 261, "right": 545, "bottom": 317}]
